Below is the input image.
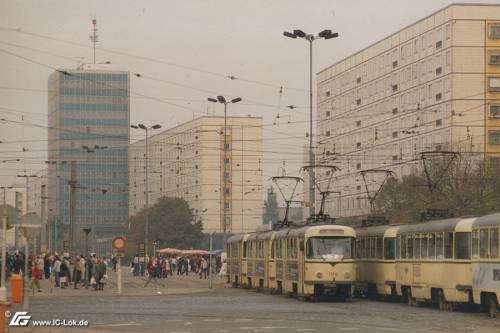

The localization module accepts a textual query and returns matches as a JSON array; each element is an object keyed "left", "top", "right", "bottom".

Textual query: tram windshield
[{"left": 306, "top": 237, "right": 354, "bottom": 260}]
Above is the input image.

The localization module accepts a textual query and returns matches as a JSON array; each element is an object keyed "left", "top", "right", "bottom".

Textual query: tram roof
[
  {"left": 227, "top": 233, "right": 248, "bottom": 243},
  {"left": 396, "top": 217, "right": 466, "bottom": 234},
  {"left": 356, "top": 225, "right": 397, "bottom": 237},
  {"left": 473, "top": 212, "right": 500, "bottom": 229},
  {"left": 257, "top": 230, "right": 276, "bottom": 240}
]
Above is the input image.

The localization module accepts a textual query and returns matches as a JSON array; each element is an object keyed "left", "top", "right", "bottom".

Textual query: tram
[
  {"left": 227, "top": 233, "right": 250, "bottom": 287},
  {"left": 471, "top": 212, "right": 500, "bottom": 318},
  {"left": 355, "top": 224, "right": 400, "bottom": 298},
  {"left": 228, "top": 224, "right": 357, "bottom": 299},
  {"left": 394, "top": 217, "right": 476, "bottom": 309}
]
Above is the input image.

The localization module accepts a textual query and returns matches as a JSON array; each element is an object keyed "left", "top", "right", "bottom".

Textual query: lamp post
[
  {"left": 207, "top": 96, "right": 242, "bottom": 242},
  {"left": 0, "top": 186, "right": 13, "bottom": 302},
  {"left": 131, "top": 123, "right": 161, "bottom": 259},
  {"left": 17, "top": 174, "right": 37, "bottom": 252},
  {"left": 83, "top": 227, "right": 92, "bottom": 256},
  {"left": 283, "top": 29, "right": 338, "bottom": 217}
]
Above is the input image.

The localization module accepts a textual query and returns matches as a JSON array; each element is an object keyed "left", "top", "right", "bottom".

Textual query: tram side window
[
  {"left": 356, "top": 238, "right": 361, "bottom": 259},
  {"left": 396, "top": 236, "right": 401, "bottom": 259},
  {"left": 480, "top": 229, "right": 489, "bottom": 258},
  {"left": 271, "top": 240, "right": 275, "bottom": 259},
  {"left": 407, "top": 235, "right": 414, "bottom": 259},
  {"left": 428, "top": 233, "right": 436, "bottom": 259},
  {"left": 243, "top": 242, "right": 247, "bottom": 258},
  {"left": 384, "top": 238, "right": 395, "bottom": 260},
  {"left": 444, "top": 232, "right": 454, "bottom": 259},
  {"left": 421, "top": 234, "right": 428, "bottom": 259},
  {"left": 472, "top": 230, "right": 479, "bottom": 259},
  {"left": 455, "top": 232, "right": 471, "bottom": 259},
  {"left": 376, "top": 237, "right": 383, "bottom": 259},
  {"left": 276, "top": 240, "right": 282, "bottom": 259},
  {"left": 414, "top": 235, "right": 421, "bottom": 259},
  {"left": 287, "top": 238, "right": 297, "bottom": 259},
  {"left": 436, "top": 233, "right": 444, "bottom": 259},
  {"left": 370, "top": 237, "right": 376, "bottom": 259},
  {"left": 491, "top": 228, "right": 499, "bottom": 259},
  {"left": 401, "top": 235, "right": 407, "bottom": 259},
  {"left": 366, "top": 237, "right": 370, "bottom": 259}
]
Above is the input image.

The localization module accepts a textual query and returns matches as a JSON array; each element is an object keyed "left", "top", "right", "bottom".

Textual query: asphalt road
[{"left": 8, "top": 273, "right": 500, "bottom": 333}]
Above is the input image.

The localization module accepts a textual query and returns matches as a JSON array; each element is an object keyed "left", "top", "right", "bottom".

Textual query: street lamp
[
  {"left": 207, "top": 96, "right": 242, "bottom": 240},
  {"left": 0, "top": 186, "right": 13, "bottom": 302},
  {"left": 130, "top": 123, "right": 161, "bottom": 259},
  {"left": 283, "top": 28, "right": 338, "bottom": 218}
]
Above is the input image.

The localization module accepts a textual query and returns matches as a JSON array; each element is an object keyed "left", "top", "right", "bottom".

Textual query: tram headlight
[
  {"left": 344, "top": 271, "right": 351, "bottom": 280},
  {"left": 315, "top": 271, "right": 322, "bottom": 279}
]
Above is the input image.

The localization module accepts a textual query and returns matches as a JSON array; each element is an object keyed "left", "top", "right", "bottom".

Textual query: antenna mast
[{"left": 89, "top": 17, "right": 99, "bottom": 64}]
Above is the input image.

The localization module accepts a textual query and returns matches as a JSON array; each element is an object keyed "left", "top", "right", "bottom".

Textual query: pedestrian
[
  {"left": 44, "top": 253, "right": 52, "bottom": 279},
  {"left": 219, "top": 259, "right": 227, "bottom": 279},
  {"left": 13, "top": 252, "right": 23, "bottom": 275},
  {"left": 200, "top": 257, "right": 208, "bottom": 279},
  {"left": 184, "top": 257, "right": 189, "bottom": 276},
  {"left": 53, "top": 256, "right": 61, "bottom": 287},
  {"left": 59, "top": 258, "right": 70, "bottom": 288},
  {"left": 111, "top": 256, "right": 117, "bottom": 272},
  {"left": 143, "top": 257, "right": 157, "bottom": 287},
  {"left": 98, "top": 259, "right": 107, "bottom": 290},
  {"left": 73, "top": 256, "right": 82, "bottom": 289},
  {"left": 30, "top": 261, "right": 42, "bottom": 294}
]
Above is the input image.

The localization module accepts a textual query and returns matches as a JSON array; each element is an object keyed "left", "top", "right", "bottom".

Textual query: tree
[
  {"left": 126, "top": 197, "right": 203, "bottom": 257},
  {"left": 374, "top": 159, "right": 500, "bottom": 223},
  {"left": 263, "top": 186, "right": 279, "bottom": 225}
]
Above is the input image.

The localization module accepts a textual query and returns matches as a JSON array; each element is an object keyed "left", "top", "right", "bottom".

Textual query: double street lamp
[
  {"left": 130, "top": 123, "right": 161, "bottom": 258},
  {"left": 207, "top": 96, "right": 241, "bottom": 240},
  {"left": 283, "top": 29, "right": 338, "bottom": 217}
]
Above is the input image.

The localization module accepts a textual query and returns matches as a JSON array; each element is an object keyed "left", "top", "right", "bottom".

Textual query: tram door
[{"left": 412, "top": 263, "right": 421, "bottom": 284}]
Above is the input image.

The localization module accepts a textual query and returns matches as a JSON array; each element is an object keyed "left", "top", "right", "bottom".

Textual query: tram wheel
[{"left": 488, "top": 294, "right": 498, "bottom": 318}]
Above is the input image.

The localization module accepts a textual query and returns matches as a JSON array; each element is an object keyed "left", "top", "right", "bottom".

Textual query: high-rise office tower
[{"left": 47, "top": 64, "right": 130, "bottom": 255}]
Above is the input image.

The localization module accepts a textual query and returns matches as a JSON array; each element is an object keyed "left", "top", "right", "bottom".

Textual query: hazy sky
[{"left": 1, "top": 0, "right": 499, "bottom": 196}]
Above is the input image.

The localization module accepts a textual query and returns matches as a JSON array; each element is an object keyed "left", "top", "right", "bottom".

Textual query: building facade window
[
  {"left": 489, "top": 51, "right": 500, "bottom": 65},
  {"left": 488, "top": 77, "right": 500, "bottom": 91},
  {"left": 490, "top": 156, "right": 500, "bottom": 168},
  {"left": 489, "top": 104, "right": 500, "bottom": 118},
  {"left": 489, "top": 131, "right": 500, "bottom": 145},
  {"left": 489, "top": 24, "right": 500, "bottom": 39}
]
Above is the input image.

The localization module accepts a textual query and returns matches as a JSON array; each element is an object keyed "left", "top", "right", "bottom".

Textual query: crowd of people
[
  {"left": 1, "top": 250, "right": 227, "bottom": 293},
  {"left": 1, "top": 250, "right": 117, "bottom": 293},
  {"left": 130, "top": 254, "right": 227, "bottom": 286}
]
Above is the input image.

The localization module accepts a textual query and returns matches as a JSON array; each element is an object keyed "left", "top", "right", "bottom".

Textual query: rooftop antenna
[{"left": 89, "top": 17, "right": 99, "bottom": 64}]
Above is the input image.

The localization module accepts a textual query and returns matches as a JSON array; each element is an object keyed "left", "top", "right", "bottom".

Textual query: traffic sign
[{"left": 112, "top": 236, "right": 127, "bottom": 250}]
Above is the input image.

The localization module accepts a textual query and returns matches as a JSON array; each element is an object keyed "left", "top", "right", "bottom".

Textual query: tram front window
[{"left": 306, "top": 237, "right": 354, "bottom": 260}]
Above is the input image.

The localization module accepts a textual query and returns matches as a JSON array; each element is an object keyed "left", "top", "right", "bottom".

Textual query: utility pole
[
  {"left": 207, "top": 96, "right": 242, "bottom": 244},
  {"left": 41, "top": 184, "right": 47, "bottom": 252},
  {"left": 283, "top": 29, "right": 339, "bottom": 218},
  {"left": 130, "top": 124, "right": 161, "bottom": 259},
  {"left": 209, "top": 233, "right": 213, "bottom": 289},
  {"left": 68, "top": 161, "right": 77, "bottom": 253}
]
